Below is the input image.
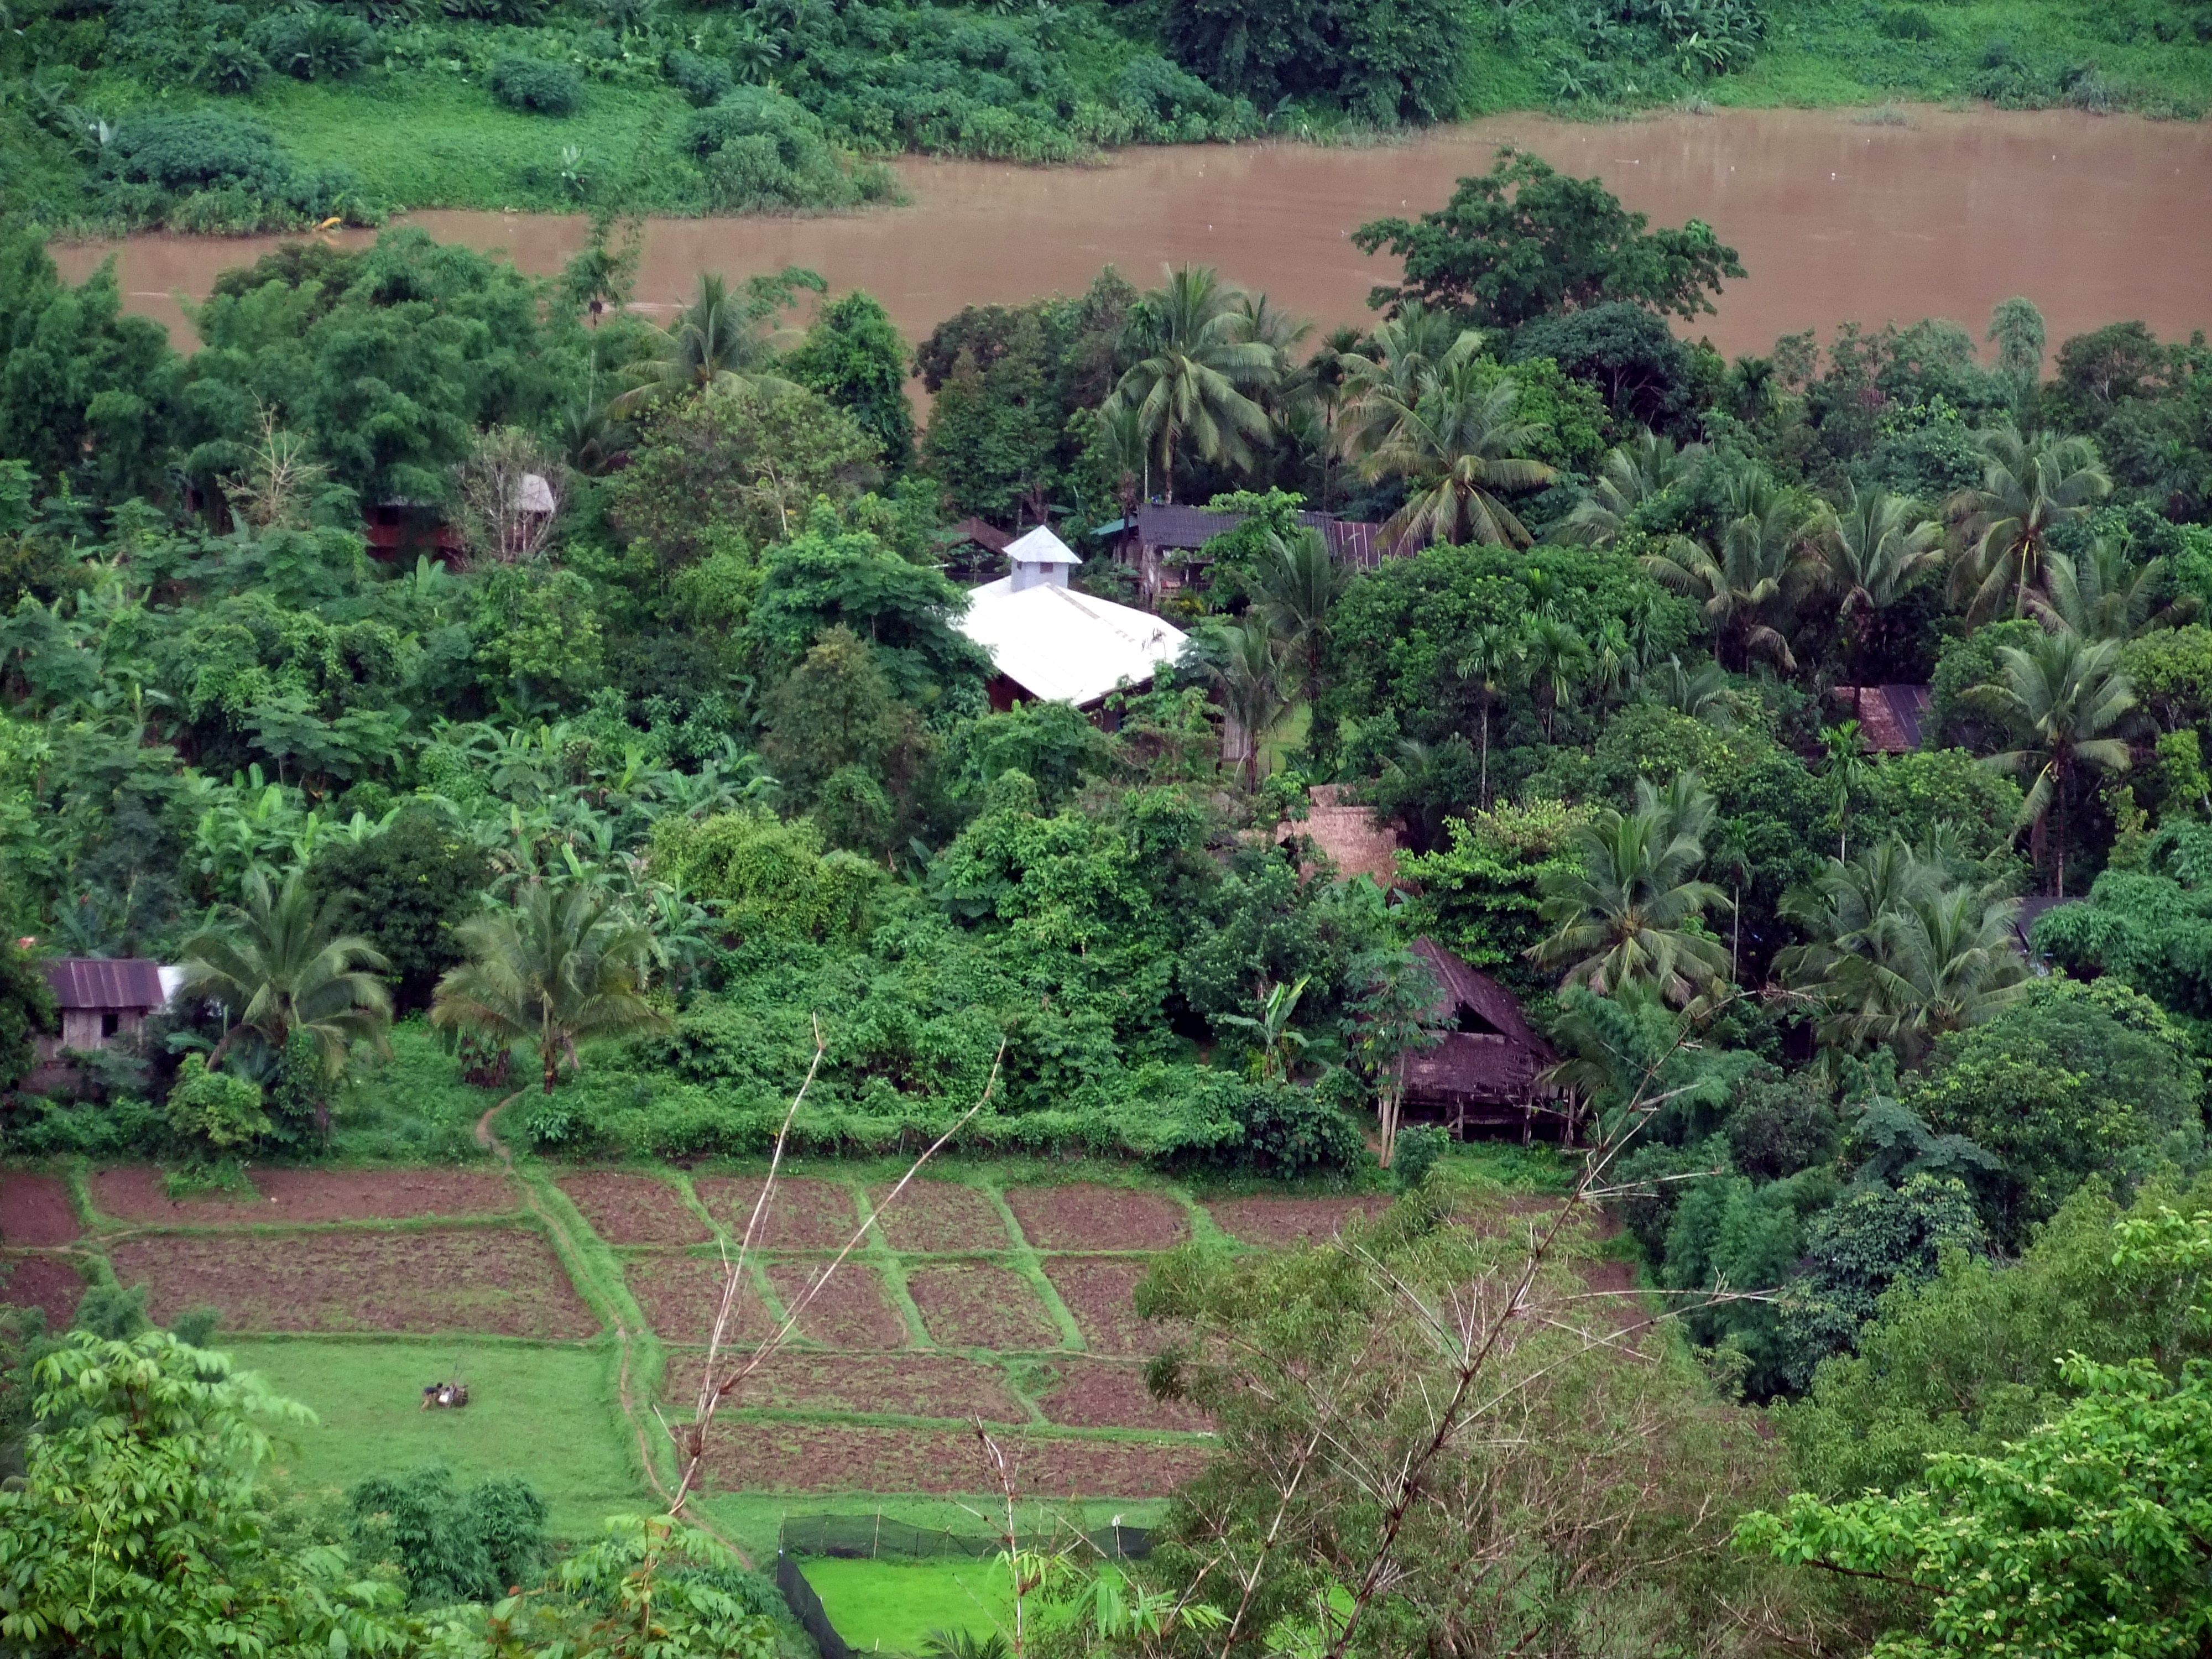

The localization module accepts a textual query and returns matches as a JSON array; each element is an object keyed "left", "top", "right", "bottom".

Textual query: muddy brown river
[{"left": 51, "top": 106, "right": 2212, "bottom": 361}]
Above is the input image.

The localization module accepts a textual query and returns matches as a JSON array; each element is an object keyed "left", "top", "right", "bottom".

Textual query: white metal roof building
[{"left": 958, "top": 527, "right": 1188, "bottom": 711}]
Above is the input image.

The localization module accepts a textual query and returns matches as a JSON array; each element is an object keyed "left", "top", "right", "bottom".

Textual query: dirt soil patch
[
  {"left": 702, "top": 1423, "right": 1207, "bottom": 1496},
  {"left": 108, "top": 1228, "right": 596, "bottom": 1339},
  {"left": 1576, "top": 1259, "right": 1652, "bottom": 1337},
  {"left": 627, "top": 1255, "right": 779, "bottom": 1346},
  {"left": 906, "top": 1264, "right": 1061, "bottom": 1351},
  {"left": 695, "top": 1177, "right": 859, "bottom": 1250},
  {"left": 1004, "top": 1185, "right": 1187, "bottom": 1252},
  {"left": 559, "top": 1172, "right": 709, "bottom": 1246},
  {"left": 1045, "top": 1258, "right": 1181, "bottom": 1357},
  {"left": 0, "top": 1174, "right": 80, "bottom": 1245},
  {"left": 1033, "top": 1358, "right": 1208, "bottom": 1432},
  {"left": 1206, "top": 1196, "right": 1394, "bottom": 1248},
  {"left": 866, "top": 1182, "right": 1007, "bottom": 1253},
  {"left": 91, "top": 1167, "right": 518, "bottom": 1227},
  {"left": 765, "top": 1260, "right": 909, "bottom": 1349},
  {"left": 666, "top": 1352, "right": 1027, "bottom": 1422},
  {"left": 0, "top": 1254, "right": 84, "bottom": 1327}
]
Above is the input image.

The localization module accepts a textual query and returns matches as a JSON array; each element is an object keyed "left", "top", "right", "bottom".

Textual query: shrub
[
  {"left": 348, "top": 1465, "right": 547, "bottom": 1606},
  {"left": 683, "top": 87, "right": 878, "bottom": 212},
  {"left": 194, "top": 35, "right": 268, "bottom": 95},
  {"left": 492, "top": 56, "right": 585, "bottom": 117},
  {"left": 101, "top": 111, "right": 297, "bottom": 200},
  {"left": 166, "top": 1055, "right": 271, "bottom": 1153},
  {"left": 252, "top": 6, "right": 375, "bottom": 80},
  {"left": 442, "top": 0, "right": 546, "bottom": 20},
  {"left": 664, "top": 48, "right": 732, "bottom": 107},
  {"left": 1876, "top": 7, "right": 1936, "bottom": 41}
]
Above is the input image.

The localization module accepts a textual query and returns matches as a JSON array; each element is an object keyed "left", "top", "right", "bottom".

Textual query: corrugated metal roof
[
  {"left": 41, "top": 958, "right": 165, "bottom": 1011},
  {"left": 1131, "top": 505, "right": 1389, "bottom": 565},
  {"left": 959, "top": 579, "right": 1187, "bottom": 708},
  {"left": 1005, "top": 524, "right": 1082, "bottom": 566},
  {"left": 1831, "top": 685, "right": 1933, "bottom": 753}
]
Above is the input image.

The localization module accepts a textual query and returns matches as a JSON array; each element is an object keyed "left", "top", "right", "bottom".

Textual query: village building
[
  {"left": 1828, "top": 684, "right": 1933, "bottom": 754},
  {"left": 1099, "top": 504, "right": 1389, "bottom": 603},
  {"left": 39, "top": 958, "right": 170, "bottom": 1051},
  {"left": 957, "top": 526, "right": 1188, "bottom": 716},
  {"left": 1402, "top": 939, "right": 1566, "bottom": 1142}
]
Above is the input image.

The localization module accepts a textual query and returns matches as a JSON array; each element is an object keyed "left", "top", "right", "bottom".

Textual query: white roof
[
  {"left": 1004, "top": 524, "right": 1082, "bottom": 566},
  {"left": 961, "top": 580, "right": 1186, "bottom": 707},
  {"left": 515, "top": 472, "right": 556, "bottom": 514}
]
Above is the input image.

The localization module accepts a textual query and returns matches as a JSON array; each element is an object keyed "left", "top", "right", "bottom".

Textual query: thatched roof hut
[{"left": 1402, "top": 940, "right": 1563, "bottom": 1138}]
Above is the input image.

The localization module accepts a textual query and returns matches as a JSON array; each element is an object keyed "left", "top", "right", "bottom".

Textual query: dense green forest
[
  {"left": 4, "top": 128, "right": 2212, "bottom": 1653},
  {"left": 3, "top": 0, "right": 2210, "bottom": 228}
]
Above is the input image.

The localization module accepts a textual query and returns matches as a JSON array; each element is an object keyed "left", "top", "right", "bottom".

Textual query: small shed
[
  {"left": 41, "top": 959, "right": 167, "bottom": 1051},
  {"left": 1402, "top": 940, "right": 1565, "bottom": 1141}
]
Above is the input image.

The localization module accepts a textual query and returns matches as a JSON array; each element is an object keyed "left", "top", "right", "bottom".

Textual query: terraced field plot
[
  {"left": 2, "top": 1162, "right": 1542, "bottom": 1513},
  {"left": 108, "top": 1227, "right": 598, "bottom": 1339}
]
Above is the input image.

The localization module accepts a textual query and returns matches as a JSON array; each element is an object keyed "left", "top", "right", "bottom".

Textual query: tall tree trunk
[{"left": 1479, "top": 700, "right": 1491, "bottom": 809}]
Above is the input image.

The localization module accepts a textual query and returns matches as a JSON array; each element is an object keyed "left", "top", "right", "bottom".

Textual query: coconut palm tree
[
  {"left": 431, "top": 880, "right": 672, "bottom": 1093},
  {"left": 2034, "top": 539, "right": 2181, "bottom": 641},
  {"left": 611, "top": 272, "right": 806, "bottom": 416},
  {"left": 1453, "top": 619, "right": 1527, "bottom": 807},
  {"left": 1634, "top": 655, "right": 1747, "bottom": 731},
  {"left": 1103, "top": 265, "right": 1277, "bottom": 496},
  {"left": 1335, "top": 302, "right": 1480, "bottom": 456},
  {"left": 1640, "top": 468, "right": 1817, "bottom": 672},
  {"left": 1812, "top": 484, "right": 1944, "bottom": 702},
  {"left": 1529, "top": 771, "right": 1731, "bottom": 1005},
  {"left": 1970, "top": 630, "right": 2136, "bottom": 895},
  {"left": 1948, "top": 430, "right": 2112, "bottom": 623},
  {"left": 1521, "top": 614, "right": 1592, "bottom": 743},
  {"left": 1187, "top": 616, "right": 1288, "bottom": 790},
  {"left": 1357, "top": 353, "right": 1558, "bottom": 553},
  {"left": 178, "top": 869, "right": 393, "bottom": 1082},
  {"left": 1777, "top": 841, "right": 2027, "bottom": 1063},
  {"left": 1253, "top": 525, "right": 1349, "bottom": 716},
  {"left": 1552, "top": 430, "right": 1707, "bottom": 547}
]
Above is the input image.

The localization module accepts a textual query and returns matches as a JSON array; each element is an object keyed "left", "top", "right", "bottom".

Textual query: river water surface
[{"left": 51, "top": 106, "right": 2212, "bottom": 359}]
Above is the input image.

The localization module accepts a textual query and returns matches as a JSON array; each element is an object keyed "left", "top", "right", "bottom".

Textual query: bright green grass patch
[
  {"left": 226, "top": 1337, "right": 650, "bottom": 1536},
  {"left": 251, "top": 72, "right": 698, "bottom": 213},
  {"left": 1442, "top": 1140, "right": 1580, "bottom": 1196},
  {"left": 801, "top": 1557, "right": 1014, "bottom": 1655},
  {"left": 334, "top": 1019, "right": 503, "bottom": 1164},
  {"left": 701, "top": 1493, "right": 1169, "bottom": 1566}
]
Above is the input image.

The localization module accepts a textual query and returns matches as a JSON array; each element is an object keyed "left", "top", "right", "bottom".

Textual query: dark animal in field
[{"left": 421, "top": 1381, "right": 470, "bottom": 1410}]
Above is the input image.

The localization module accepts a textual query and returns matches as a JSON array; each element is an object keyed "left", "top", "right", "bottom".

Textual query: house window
[{"left": 99, "top": 1012, "right": 121, "bottom": 1040}]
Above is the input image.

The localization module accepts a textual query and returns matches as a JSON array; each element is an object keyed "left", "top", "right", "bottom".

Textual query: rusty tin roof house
[{"left": 40, "top": 958, "right": 168, "bottom": 1051}]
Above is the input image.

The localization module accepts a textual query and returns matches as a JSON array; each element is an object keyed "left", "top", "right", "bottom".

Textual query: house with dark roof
[
  {"left": 1402, "top": 940, "right": 1565, "bottom": 1141},
  {"left": 1103, "top": 504, "right": 1390, "bottom": 602},
  {"left": 1830, "top": 685, "right": 1933, "bottom": 754},
  {"left": 40, "top": 959, "right": 168, "bottom": 1051}
]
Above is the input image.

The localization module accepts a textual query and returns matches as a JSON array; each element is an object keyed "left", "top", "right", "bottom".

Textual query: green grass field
[
  {"left": 701, "top": 1492, "right": 1171, "bottom": 1566},
  {"left": 801, "top": 1557, "right": 1014, "bottom": 1654},
  {"left": 226, "top": 1337, "right": 651, "bottom": 1536}
]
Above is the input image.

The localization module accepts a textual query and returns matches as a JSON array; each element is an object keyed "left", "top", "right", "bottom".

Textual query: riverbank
[
  {"left": 53, "top": 106, "right": 2212, "bottom": 367},
  {"left": 8, "top": 0, "right": 2205, "bottom": 239}
]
